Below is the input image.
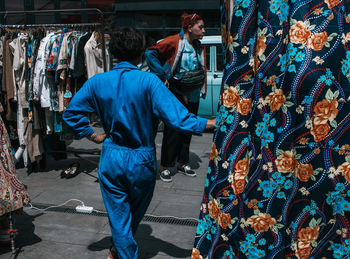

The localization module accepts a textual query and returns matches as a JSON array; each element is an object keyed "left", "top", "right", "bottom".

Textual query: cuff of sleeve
[
  {"left": 75, "top": 127, "right": 95, "bottom": 140},
  {"left": 197, "top": 118, "right": 207, "bottom": 135}
]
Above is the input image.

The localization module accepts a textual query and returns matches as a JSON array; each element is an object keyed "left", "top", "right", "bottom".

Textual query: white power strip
[{"left": 75, "top": 205, "right": 94, "bottom": 213}]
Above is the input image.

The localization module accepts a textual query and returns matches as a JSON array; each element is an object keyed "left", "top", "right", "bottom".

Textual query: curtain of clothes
[
  {"left": 193, "top": 0, "right": 350, "bottom": 258},
  {"left": 0, "top": 27, "right": 110, "bottom": 167}
]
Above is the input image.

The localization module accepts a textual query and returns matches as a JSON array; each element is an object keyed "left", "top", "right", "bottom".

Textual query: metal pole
[
  {"left": 99, "top": 15, "right": 107, "bottom": 72},
  {"left": 0, "top": 0, "right": 4, "bottom": 24}
]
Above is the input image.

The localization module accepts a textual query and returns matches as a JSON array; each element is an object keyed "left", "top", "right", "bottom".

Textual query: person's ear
[{"left": 188, "top": 24, "right": 193, "bottom": 33}]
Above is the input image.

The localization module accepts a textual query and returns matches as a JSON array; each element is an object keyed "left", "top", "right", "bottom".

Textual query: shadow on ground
[
  {"left": 87, "top": 224, "right": 192, "bottom": 259},
  {"left": 0, "top": 212, "right": 42, "bottom": 256}
]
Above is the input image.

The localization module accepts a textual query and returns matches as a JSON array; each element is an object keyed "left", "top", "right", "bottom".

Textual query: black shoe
[
  {"left": 61, "top": 162, "right": 80, "bottom": 179},
  {"left": 160, "top": 169, "right": 172, "bottom": 182},
  {"left": 178, "top": 165, "right": 196, "bottom": 177}
]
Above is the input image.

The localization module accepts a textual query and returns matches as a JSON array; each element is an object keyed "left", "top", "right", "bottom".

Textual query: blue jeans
[{"left": 98, "top": 138, "right": 156, "bottom": 258}]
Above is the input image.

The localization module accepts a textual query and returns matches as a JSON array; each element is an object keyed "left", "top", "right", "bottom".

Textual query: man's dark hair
[{"left": 109, "top": 27, "right": 146, "bottom": 62}]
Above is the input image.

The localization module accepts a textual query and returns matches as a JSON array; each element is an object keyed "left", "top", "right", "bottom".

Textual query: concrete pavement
[{"left": 0, "top": 128, "right": 213, "bottom": 259}]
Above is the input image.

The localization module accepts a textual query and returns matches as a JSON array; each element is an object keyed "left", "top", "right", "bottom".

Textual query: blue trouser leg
[{"left": 98, "top": 140, "right": 156, "bottom": 259}]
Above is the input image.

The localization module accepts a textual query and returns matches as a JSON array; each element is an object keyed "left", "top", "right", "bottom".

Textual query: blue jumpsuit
[{"left": 63, "top": 62, "right": 207, "bottom": 258}]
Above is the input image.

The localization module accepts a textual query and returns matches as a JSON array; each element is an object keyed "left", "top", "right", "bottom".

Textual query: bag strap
[{"left": 195, "top": 47, "right": 202, "bottom": 70}]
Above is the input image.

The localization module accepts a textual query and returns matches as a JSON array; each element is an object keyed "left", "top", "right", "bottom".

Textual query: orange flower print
[
  {"left": 314, "top": 8, "right": 322, "bottom": 15},
  {"left": 289, "top": 21, "right": 312, "bottom": 44},
  {"left": 314, "top": 148, "right": 321, "bottom": 155},
  {"left": 299, "top": 138, "right": 307, "bottom": 145},
  {"left": 235, "top": 158, "right": 250, "bottom": 176},
  {"left": 223, "top": 87, "right": 240, "bottom": 108},
  {"left": 247, "top": 199, "right": 258, "bottom": 209},
  {"left": 313, "top": 99, "right": 338, "bottom": 125},
  {"left": 311, "top": 122, "right": 330, "bottom": 142},
  {"left": 307, "top": 32, "right": 328, "bottom": 51},
  {"left": 218, "top": 213, "right": 231, "bottom": 229},
  {"left": 295, "top": 163, "right": 314, "bottom": 182},
  {"left": 247, "top": 213, "right": 277, "bottom": 232},
  {"left": 191, "top": 248, "right": 203, "bottom": 259},
  {"left": 208, "top": 199, "right": 221, "bottom": 219},
  {"left": 265, "top": 89, "right": 287, "bottom": 111},
  {"left": 232, "top": 178, "right": 245, "bottom": 194},
  {"left": 297, "top": 226, "right": 320, "bottom": 246},
  {"left": 275, "top": 151, "right": 298, "bottom": 173},
  {"left": 243, "top": 75, "right": 251, "bottom": 82},
  {"left": 295, "top": 245, "right": 312, "bottom": 259},
  {"left": 337, "top": 162, "right": 350, "bottom": 182},
  {"left": 237, "top": 98, "right": 252, "bottom": 116},
  {"left": 256, "top": 35, "right": 267, "bottom": 56},
  {"left": 324, "top": 0, "right": 340, "bottom": 9},
  {"left": 210, "top": 142, "right": 219, "bottom": 161}
]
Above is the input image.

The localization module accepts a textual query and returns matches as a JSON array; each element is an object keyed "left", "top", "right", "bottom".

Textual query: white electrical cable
[
  {"left": 25, "top": 199, "right": 198, "bottom": 222},
  {"left": 25, "top": 199, "right": 85, "bottom": 212}
]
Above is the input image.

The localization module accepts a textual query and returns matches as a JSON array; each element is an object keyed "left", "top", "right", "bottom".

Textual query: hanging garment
[
  {"left": 71, "top": 32, "right": 90, "bottom": 79},
  {"left": 33, "top": 32, "right": 55, "bottom": 109},
  {"left": 0, "top": 112, "right": 29, "bottom": 216},
  {"left": 193, "top": 1, "right": 350, "bottom": 258},
  {"left": 2, "top": 34, "right": 16, "bottom": 121},
  {"left": 84, "top": 32, "right": 110, "bottom": 78},
  {"left": 9, "top": 33, "right": 29, "bottom": 109}
]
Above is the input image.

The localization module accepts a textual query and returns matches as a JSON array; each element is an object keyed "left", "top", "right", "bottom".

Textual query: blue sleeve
[
  {"left": 63, "top": 80, "right": 95, "bottom": 139},
  {"left": 145, "top": 49, "right": 172, "bottom": 82},
  {"left": 149, "top": 75, "right": 207, "bottom": 135}
]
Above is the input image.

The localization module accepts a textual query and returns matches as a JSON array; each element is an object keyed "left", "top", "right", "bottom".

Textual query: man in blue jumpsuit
[{"left": 63, "top": 27, "right": 215, "bottom": 258}]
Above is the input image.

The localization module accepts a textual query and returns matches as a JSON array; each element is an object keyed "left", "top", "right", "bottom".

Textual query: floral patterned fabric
[
  {"left": 193, "top": 0, "right": 350, "bottom": 258},
  {"left": 0, "top": 114, "right": 29, "bottom": 216}
]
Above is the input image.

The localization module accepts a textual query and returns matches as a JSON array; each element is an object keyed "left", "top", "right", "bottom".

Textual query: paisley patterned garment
[
  {"left": 193, "top": 0, "right": 350, "bottom": 258},
  {"left": 0, "top": 114, "right": 29, "bottom": 216}
]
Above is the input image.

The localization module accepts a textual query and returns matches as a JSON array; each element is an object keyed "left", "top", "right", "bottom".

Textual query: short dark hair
[{"left": 109, "top": 27, "right": 146, "bottom": 62}]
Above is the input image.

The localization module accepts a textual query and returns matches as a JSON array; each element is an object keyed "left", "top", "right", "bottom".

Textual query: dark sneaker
[
  {"left": 160, "top": 169, "right": 172, "bottom": 182},
  {"left": 178, "top": 165, "right": 196, "bottom": 177}
]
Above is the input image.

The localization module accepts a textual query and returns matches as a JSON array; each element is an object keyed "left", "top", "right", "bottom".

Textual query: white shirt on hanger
[
  {"left": 33, "top": 32, "right": 55, "bottom": 109},
  {"left": 84, "top": 31, "right": 110, "bottom": 79}
]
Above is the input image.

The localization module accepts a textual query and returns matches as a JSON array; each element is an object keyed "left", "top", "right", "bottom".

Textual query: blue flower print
[
  {"left": 284, "top": 180, "right": 293, "bottom": 189},
  {"left": 272, "top": 172, "right": 281, "bottom": 180},
  {"left": 288, "top": 64, "right": 296, "bottom": 72},
  {"left": 295, "top": 51, "right": 305, "bottom": 62},
  {"left": 303, "top": 96, "right": 313, "bottom": 104},
  {"left": 242, "top": 0, "right": 251, "bottom": 8},
  {"left": 320, "top": 75, "right": 327, "bottom": 82},
  {"left": 220, "top": 125, "right": 227, "bottom": 132},
  {"left": 288, "top": 45, "right": 297, "bottom": 56},
  {"left": 270, "top": 3, "right": 278, "bottom": 13},
  {"left": 263, "top": 188, "right": 274, "bottom": 198},
  {"left": 336, "top": 183, "right": 345, "bottom": 192},
  {"left": 235, "top": 10, "right": 243, "bottom": 17},
  {"left": 270, "top": 118, "right": 276, "bottom": 127},
  {"left": 227, "top": 115, "right": 234, "bottom": 124},
  {"left": 277, "top": 191, "right": 286, "bottom": 199},
  {"left": 325, "top": 78, "right": 332, "bottom": 86},
  {"left": 246, "top": 233, "right": 256, "bottom": 243},
  {"left": 263, "top": 114, "right": 270, "bottom": 122},
  {"left": 258, "top": 238, "right": 266, "bottom": 245}
]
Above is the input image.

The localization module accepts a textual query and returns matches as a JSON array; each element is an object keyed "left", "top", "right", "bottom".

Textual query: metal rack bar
[
  {"left": 0, "top": 8, "right": 107, "bottom": 72},
  {"left": 1, "top": 23, "right": 102, "bottom": 28}
]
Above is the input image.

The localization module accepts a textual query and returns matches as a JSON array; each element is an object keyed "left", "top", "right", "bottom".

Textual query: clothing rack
[{"left": 0, "top": 8, "right": 108, "bottom": 72}]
